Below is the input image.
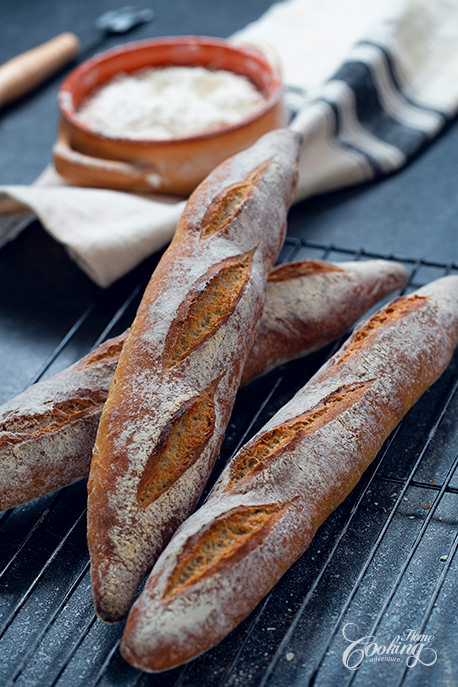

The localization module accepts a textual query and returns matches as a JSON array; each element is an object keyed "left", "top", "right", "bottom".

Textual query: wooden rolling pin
[
  {"left": 0, "top": 33, "right": 80, "bottom": 108},
  {"left": 0, "top": 8, "right": 154, "bottom": 108}
]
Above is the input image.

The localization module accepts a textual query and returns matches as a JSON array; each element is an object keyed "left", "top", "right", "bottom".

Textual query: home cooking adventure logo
[{"left": 341, "top": 623, "right": 438, "bottom": 670}]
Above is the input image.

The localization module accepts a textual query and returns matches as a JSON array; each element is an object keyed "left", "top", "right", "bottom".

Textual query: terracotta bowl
[{"left": 54, "top": 36, "right": 286, "bottom": 195}]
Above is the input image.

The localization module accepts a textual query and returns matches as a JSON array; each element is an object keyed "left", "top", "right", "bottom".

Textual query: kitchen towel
[{"left": 1, "top": 0, "right": 457, "bottom": 287}]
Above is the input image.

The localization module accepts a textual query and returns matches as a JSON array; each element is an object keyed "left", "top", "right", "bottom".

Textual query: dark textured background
[{"left": 0, "top": 2, "right": 457, "bottom": 687}]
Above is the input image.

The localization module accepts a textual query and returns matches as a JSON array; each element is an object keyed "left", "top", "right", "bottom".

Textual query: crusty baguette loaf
[
  {"left": 0, "top": 334, "right": 124, "bottom": 511},
  {"left": 240, "top": 258, "right": 408, "bottom": 384},
  {"left": 0, "top": 259, "right": 408, "bottom": 511},
  {"left": 121, "top": 276, "right": 458, "bottom": 672},
  {"left": 87, "top": 129, "right": 302, "bottom": 623}
]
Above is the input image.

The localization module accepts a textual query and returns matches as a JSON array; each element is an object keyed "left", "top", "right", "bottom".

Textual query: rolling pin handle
[{"left": 0, "top": 32, "right": 80, "bottom": 108}]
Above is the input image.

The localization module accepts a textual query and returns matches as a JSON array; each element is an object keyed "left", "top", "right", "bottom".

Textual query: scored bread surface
[
  {"left": 242, "top": 257, "right": 408, "bottom": 383},
  {"left": 0, "top": 335, "right": 124, "bottom": 510},
  {"left": 120, "top": 276, "right": 458, "bottom": 672},
  {"left": 0, "top": 258, "right": 408, "bottom": 511},
  {"left": 87, "top": 129, "right": 301, "bottom": 623}
]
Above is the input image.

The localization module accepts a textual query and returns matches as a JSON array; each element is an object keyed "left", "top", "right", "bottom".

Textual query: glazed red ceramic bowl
[{"left": 54, "top": 36, "right": 286, "bottom": 195}]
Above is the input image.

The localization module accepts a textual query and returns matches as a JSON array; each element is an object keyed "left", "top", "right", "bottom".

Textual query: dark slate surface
[{"left": 0, "top": 2, "right": 457, "bottom": 687}]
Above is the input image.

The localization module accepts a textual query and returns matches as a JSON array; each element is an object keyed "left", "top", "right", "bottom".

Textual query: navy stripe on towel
[
  {"left": 357, "top": 40, "right": 449, "bottom": 121},
  {"left": 330, "top": 59, "right": 430, "bottom": 157},
  {"left": 312, "top": 96, "right": 384, "bottom": 176}
]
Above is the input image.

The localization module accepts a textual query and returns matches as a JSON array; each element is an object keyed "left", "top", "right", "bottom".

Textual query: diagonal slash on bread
[
  {"left": 0, "top": 257, "right": 408, "bottom": 512},
  {"left": 120, "top": 276, "right": 458, "bottom": 672},
  {"left": 87, "top": 129, "right": 302, "bottom": 623}
]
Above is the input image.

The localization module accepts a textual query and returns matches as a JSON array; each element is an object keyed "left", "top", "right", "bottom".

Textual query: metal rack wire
[{"left": 0, "top": 237, "right": 457, "bottom": 687}]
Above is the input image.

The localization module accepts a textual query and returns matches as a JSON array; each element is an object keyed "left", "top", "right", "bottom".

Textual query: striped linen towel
[
  {"left": 233, "top": 0, "right": 457, "bottom": 201},
  {"left": 1, "top": 0, "right": 457, "bottom": 286}
]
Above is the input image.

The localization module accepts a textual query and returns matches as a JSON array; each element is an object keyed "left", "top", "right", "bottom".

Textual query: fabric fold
[{"left": 0, "top": 183, "right": 185, "bottom": 287}]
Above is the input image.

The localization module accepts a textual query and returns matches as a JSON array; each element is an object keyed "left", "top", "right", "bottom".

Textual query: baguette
[
  {"left": 87, "top": 129, "right": 302, "bottom": 623},
  {"left": 0, "top": 259, "right": 408, "bottom": 511},
  {"left": 120, "top": 276, "right": 458, "bottom": 672},
  {"left": 0, "top": 334, "right": 124, "bottom": 512}
]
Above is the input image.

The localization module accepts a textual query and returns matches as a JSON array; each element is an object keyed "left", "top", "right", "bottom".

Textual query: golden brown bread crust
[
  {"left": 0, "top": 334, "right": 125, "bottom": 511},
  {"left": 0, "top": 259, "right": 408, "bottom": 511},
  {"left": 241, "top": 258, "right": 409, "bottom": 384},
  {"left": 87, "top": 129, "right": 302, "bottom": 623},
  {"left": 120, "top": 276, "right": 458, "bottom": 672}
]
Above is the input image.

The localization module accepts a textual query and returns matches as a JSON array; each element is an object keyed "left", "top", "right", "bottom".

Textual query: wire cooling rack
[{"left": 0, "top": 236, "right": 457, "bottom": 687}]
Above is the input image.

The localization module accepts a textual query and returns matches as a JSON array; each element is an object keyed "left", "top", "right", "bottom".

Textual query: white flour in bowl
[{"left": 75, "top": 66, "right": 265, "bottom": 140}]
